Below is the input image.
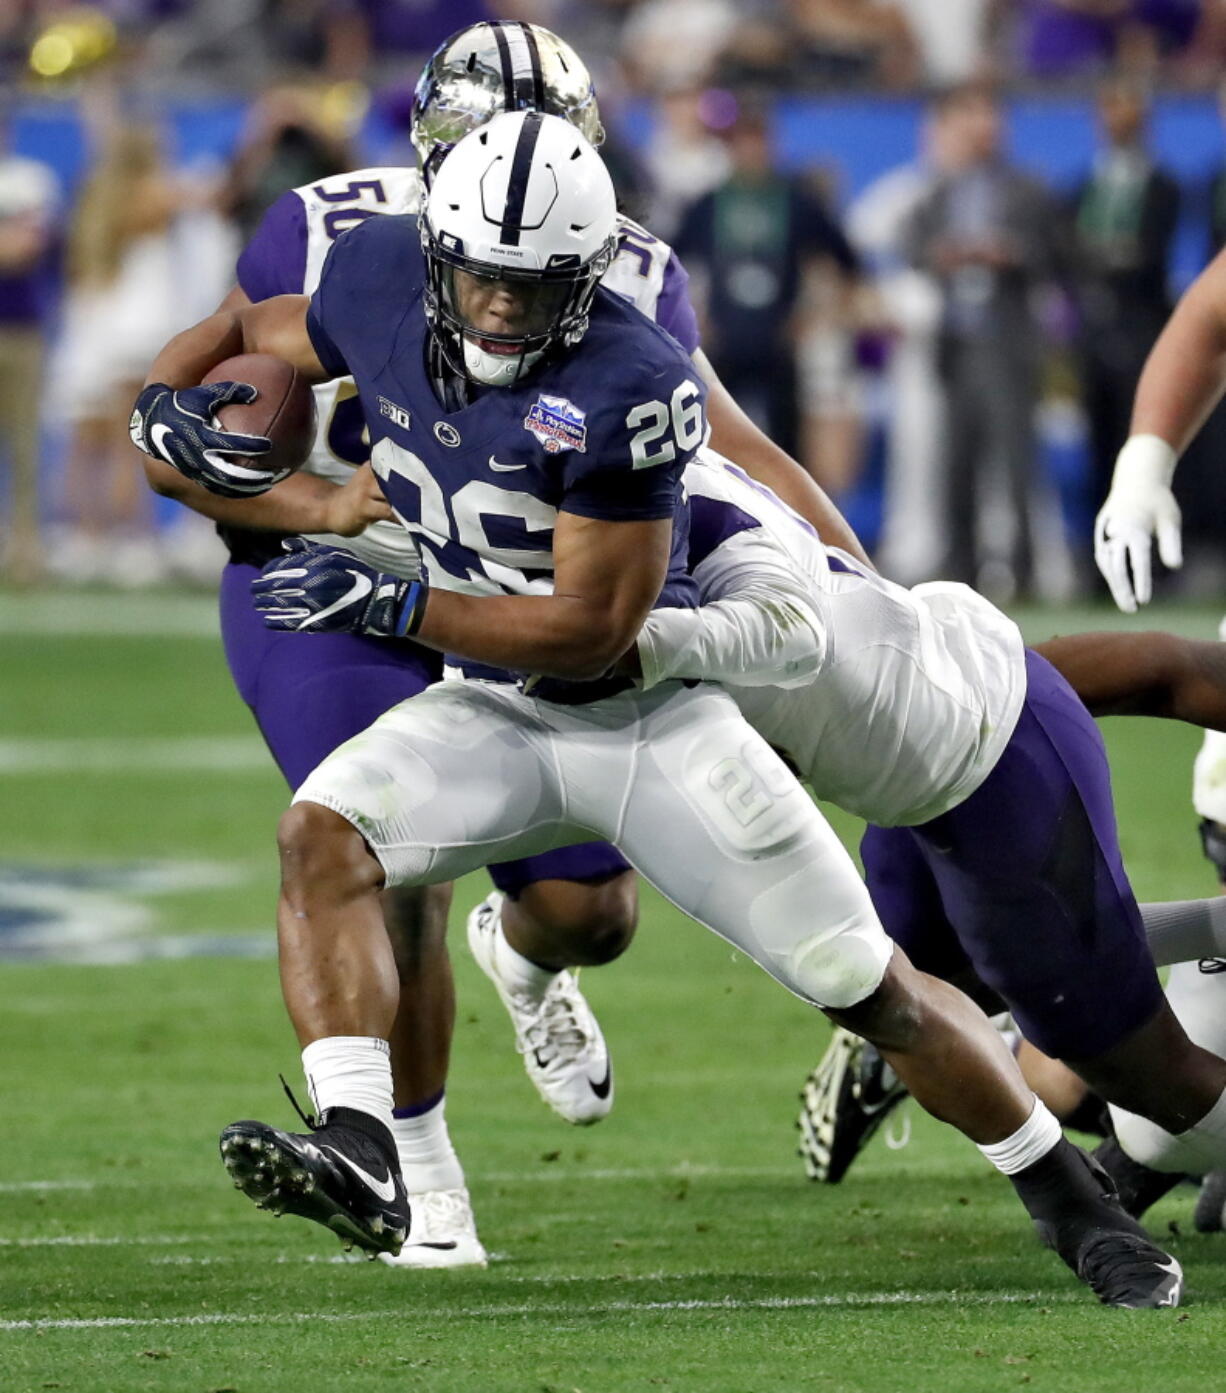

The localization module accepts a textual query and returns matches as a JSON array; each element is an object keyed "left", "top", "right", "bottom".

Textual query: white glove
[{"left": 1094, "top": 434, "right": 1182, "bottom": 613}]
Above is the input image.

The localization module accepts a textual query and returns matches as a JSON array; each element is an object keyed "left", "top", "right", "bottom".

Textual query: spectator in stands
[
  {"left": 620, "top": 0, "right": 741, "bottom": 93},
  {"left": 674, "top": 99, "right": 860, "bottom": 463},
  {"left": 322, "top": 0, "right": 497, "bottom": 79},
  {"left": 53, "top": 121, "right": 230, "bottom": 585},
  {"left": 219, "top": 85, "right": 355, "bottom": 243},
  {"left": 0, "top": 102, "right": 59, "bottom": 586},
  {"left": 641, "top": 86, "right": 731, "bottom": 241},
  {"left": 846, "top": 101, "right": 954, "bottom": 583},
  {"left": 1015, "top": 0, "right": 1201, "bottom": 83},
  {"left": 785, "top": 0, "right": 920, "bottom": 90},
  {"left": 905, "top": 83, "right": 1064, "bottom": 596},
  {"left": 893, "top": 0, "right": 994, "bottom": 84},
  {"left": 1071, "top": 77, "right": 1178, "bottom": 545}
]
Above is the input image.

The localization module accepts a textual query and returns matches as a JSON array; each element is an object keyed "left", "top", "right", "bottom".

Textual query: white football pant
[{"left": 294, "top": 679, "right": 893, "bottom": 1011}]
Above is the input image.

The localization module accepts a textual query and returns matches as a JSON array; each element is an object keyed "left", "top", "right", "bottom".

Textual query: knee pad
[{"left": 789, "top": 923, "right": 893, "bottom": 1011}]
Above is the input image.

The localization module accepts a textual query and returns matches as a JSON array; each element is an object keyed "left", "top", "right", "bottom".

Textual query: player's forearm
[
  {"left": 142, "top": 455, "right": 350, "bottom": 534},
  {"left": 414, "top": 590, "right": 642, "bottom": 681},
  {"left": 637, "top": 584, "right": 825, "bottom": 690},
  {"left": 1130, "top": 275, "right": 1226, "bottom": 456},
  {"left": 145, "top": 310, "right": 248, "bottom": 389}
]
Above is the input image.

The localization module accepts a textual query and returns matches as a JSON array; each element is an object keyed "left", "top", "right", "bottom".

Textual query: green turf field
[{"left": 1, "top": 593, "right": 1223, "bottom": 1392}]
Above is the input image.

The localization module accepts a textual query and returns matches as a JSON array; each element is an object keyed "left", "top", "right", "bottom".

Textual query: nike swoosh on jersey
[
  {"left": 318, "top": 1144, "right": 398, "bottom": 1203},
  {"left": 489, "top": 455, "right": 526, "bottom": 472},
  {"left": 298, "top": 570, "right": 372, "bottom": 630}
]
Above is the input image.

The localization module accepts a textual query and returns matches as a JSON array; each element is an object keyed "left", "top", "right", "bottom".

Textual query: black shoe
[
  {"left": 1193, "top": 1170, "right": 1226, "bottom": 1233},
  {"left": 219, "top": 1105, "right": 410, "bottom": 1256},
  {"left": 1012, "top": 1138, "right": 1182, "bottom": 1308},
  {"left": 1092, "top": 1136, "right": 1189, "bottom": 1220},
  {"left": 797, "top": 1028, "right": 909, "bottom": 1183}
]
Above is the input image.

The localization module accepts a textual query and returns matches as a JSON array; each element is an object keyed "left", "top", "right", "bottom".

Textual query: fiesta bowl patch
[{"left": 524, "top": 394, "right": 587, "bottom": 454}]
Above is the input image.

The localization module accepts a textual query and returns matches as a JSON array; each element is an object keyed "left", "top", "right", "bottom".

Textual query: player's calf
[{"left": 468, "top": 891, "right": 613, "bottom": 1125}]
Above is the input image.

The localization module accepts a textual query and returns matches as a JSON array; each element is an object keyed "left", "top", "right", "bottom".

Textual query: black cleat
[
  {"left": 1012, "top": 1138, "right": 1182, "bottom": 1308},
  {"left": 219, "top": 1105, "right": 410, "bottom": 1256},
  {"left": 1193, "top": 1170, "right": 1226, "bottom": 1233},
  {"left": 797, "top": 1028, "right": 909, "bottom": 1183},
  {"left": 1092, "top": 1136, "right": 1190, "bottom": 1220}
]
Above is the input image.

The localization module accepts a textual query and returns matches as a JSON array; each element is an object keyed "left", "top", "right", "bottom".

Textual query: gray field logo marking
[{"left": 0, "top": 862, "right": 274, "bottom": 964}]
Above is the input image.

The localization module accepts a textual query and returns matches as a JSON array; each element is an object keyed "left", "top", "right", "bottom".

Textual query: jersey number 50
[{"left": 626, "top": 380, "right": 703, "bottom": 470}]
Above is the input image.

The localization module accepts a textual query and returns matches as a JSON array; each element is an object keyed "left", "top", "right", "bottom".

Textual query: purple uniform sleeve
[
  {"left": 235, "top": 191, "right": 309, "bottom": 302},
  {"left": 656, "top": 249, "right": 701, "bottom": 354}
]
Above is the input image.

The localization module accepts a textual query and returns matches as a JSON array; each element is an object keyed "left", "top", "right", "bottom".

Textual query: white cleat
[
  {"left": 377, "top": 1187, "right": 488, "bottom": 1269},
  {"left": 467, "top": 891, "right": 613, "bottom": 1126}
]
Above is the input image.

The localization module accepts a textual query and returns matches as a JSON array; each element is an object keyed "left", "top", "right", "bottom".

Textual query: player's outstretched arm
[
  {"left": 1097, "top": 248, "right": 1226, "bottom": 611},
  {"left": 1035, "top": 630, "right": 1226, "bottom": 730},
  {"left": 695, "top": 349, "right": 874, "bottom": 570}
]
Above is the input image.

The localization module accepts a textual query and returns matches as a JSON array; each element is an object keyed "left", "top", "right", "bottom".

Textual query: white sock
[
  {"left": 977, "top": 1098, "right": 1063, "bottom": 1176},
  {"left": 301, "top": 1036, "right": 394, "bottom": 1132},
  {"left": 1141, "top": 897, "right": 1226, "bottom": 966},
  {"left": 493, "top": 910, "right": 557, "bottom": 1002},
  {"left": 1113, "top": 1085, "right": 1226, "bottom": 1174},
  {"left": 391, "top": 1095, "right": 466, "bottom": 1193}
]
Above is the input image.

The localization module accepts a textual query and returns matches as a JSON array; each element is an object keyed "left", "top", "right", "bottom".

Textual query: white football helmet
[
  {"left": 411, "top": 21, "right": 604, "bottom": 188},
  {"left": 422, "top": 110, "right": 617, "bottom": 388}
]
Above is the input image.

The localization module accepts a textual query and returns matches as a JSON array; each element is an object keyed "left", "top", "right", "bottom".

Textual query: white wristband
[{"left": 1112, "top": 434, "right": 1178, "bottom": 493}]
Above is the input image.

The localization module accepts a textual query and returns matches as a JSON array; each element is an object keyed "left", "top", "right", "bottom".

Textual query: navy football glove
[
  {"left": 129, "top": 381, "right": 282, "bottom": 497},
  {"left": 251, "top": 538, "right": 429, "bottom": 637}
]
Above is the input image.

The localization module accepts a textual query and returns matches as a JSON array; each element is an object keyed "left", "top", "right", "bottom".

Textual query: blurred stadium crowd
[{"left": 4, "top": 0, "right": 1226, "bottom": 594}]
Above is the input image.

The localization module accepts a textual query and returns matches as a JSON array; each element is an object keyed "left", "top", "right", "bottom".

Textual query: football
[{"left": 202, "top": 352, "right": 316, "bottom": 479}]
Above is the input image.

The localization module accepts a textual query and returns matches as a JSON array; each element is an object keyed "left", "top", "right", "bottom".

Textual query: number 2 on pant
[{"left": 626, "top": 380, "right": 703, "bottom": 470}]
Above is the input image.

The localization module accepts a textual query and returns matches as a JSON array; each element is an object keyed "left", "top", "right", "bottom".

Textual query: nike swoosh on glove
[
  {"left": 251, "top": 538, "right": 428, "bottom": 637},
  {"left": 129, "top": 381, "right": 280, "bottom": 497}
]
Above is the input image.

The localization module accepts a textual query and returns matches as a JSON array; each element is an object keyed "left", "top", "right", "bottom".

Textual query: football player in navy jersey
[
  {"left": 130, "top": 112, "right": 1185, "bottom": 1307},
  {"left": 135, "top": 20, "right": 866, "bottom": 1268}
]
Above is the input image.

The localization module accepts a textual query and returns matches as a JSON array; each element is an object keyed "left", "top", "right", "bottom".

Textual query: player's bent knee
[
  {"left": 277, "top": 800, "right": 383, "bottom": 896},
  {"left": 517, "top": 872, "right": 639, "bottom": 965},
  {"left": 789, "top": 924, "right": 893, "bottom": 1011}
]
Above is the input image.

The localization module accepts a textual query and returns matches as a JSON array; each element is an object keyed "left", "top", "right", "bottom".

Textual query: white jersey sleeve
[
  {"left": 640, "top": 450, "right": 1028, "bottom": 826},
  {"left": 637, "top": 528, "right": 828, "bottom": 690}
]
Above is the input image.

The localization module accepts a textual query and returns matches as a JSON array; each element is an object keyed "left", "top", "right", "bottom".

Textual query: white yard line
[
  {"left": 0, "top": 1181, "right": 97, "bottom": 1193},
  {"left": 0, "top": 1290, "right": 1082, "bottom": 1331},
  {"left": 0, "top": 1235, "right": 193, "bottom": 1247},
  {"left": 0, "top": 1163, "right": 794, "bottom": 1196},
  {"left": 0, "top": 737, "right": 268, "bottom": 775}
]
